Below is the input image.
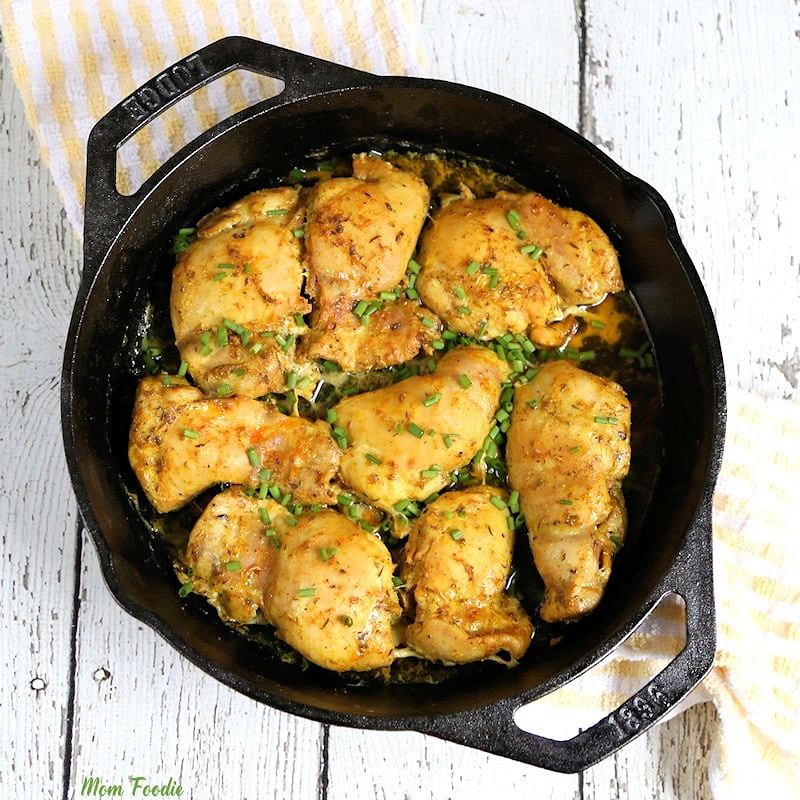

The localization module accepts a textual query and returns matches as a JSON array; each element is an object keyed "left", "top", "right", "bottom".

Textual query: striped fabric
[
  {"left": 1, "top": 3, "right": 797, "bottom": 794},
  {"left": 0, "top": 0, "right": 420, "bottom": 234}
]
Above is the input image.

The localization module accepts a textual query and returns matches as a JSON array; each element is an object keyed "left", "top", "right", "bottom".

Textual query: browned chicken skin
[
  {"left": 401, "top": 486, "right": 533, "bottom": 663},
  {"left": 506, "top": 360, "right": 631, "bottom": 622},
  {"left": 333, "top": 345, "right": 510, "bottom": 516},
  {"left": 417, "top": 189, "right": 622, "bottom": 346},
  {"left": 299, "top": 154, "right": 438, "bottom": 371},
  {"left": 170, "top": 187, "right": 310, "bottom": 398},
  {"left": 128, "top": 375, "right": 340, "bottom": 512}
]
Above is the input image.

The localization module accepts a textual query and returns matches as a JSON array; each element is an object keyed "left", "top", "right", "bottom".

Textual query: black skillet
[{"left": 61, "top": 36, "right": 725, "bottom": 773}]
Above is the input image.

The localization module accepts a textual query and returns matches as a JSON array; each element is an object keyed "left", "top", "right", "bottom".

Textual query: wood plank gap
[
  {"left": 318, "top": 723, "right": 330, "bottom": 800},
  {"left": 576, "top": 0, "right": 587, "bottom": 136},
  {"left": 60, "top": 520, "right": 84, "bottom": 800}
]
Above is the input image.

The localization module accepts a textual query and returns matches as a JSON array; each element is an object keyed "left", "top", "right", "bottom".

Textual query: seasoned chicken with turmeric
[
  {"left": 333, "top": 346, "right": 509, "bottom": 516},
  {"left": 401, "top": 487, "right": 533, "bottom": 663},
  {"left": 506, "top": 360, "right": 631, "bottom": 622},
  {"left": 183, "top": 487, "right": 288, "bottom": 624},
  {"left": 416, "top": 189, "right": 622, "bottom": 345},
  {"left": 265, "top": 510, "right": 401, "bottom": 671},
  {"left": 299, "top": 154, "right": 438, "bottom": 371},
  {"left": 128, "top": 375, "right": 340, "bottom": 512},
  {"left": 170, "top": 186, "right": 310, "bottom": 398}
]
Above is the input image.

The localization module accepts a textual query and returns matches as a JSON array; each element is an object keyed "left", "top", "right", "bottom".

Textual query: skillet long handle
[
  {"left": 83, "top": 36, "right": 374, "bottom": 272},
  {"left": 417, "top": 520, "right": 716, "bottom": 773}
]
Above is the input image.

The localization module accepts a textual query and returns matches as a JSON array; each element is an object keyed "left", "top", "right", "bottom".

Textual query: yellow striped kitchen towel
[
  {"left": 1, "top": 4, "right": 798, "bottom": 795},
  {"left": 517, "top": 387, "right": 800, "bottom": 796},
  {"left": 0, "top": 0, "right": 421, "bottom": 235}
]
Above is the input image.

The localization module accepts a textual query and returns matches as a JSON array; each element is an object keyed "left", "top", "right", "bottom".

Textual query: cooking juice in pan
[{"left": 124, "top": 149, "right": 663, "bottom": 685}]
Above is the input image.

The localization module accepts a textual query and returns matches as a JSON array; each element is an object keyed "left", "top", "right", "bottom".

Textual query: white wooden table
[{"left": 2, "top": 2, "right": 797, "bottom": 798}]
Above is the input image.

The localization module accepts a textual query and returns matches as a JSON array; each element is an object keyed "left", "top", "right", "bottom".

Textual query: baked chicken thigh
[
  {"left": 128, "top": 375, "right": 340, "bottom": 512},
  {"left": 265, "top": 510, "right": 401, "bottom": 672},
  {"left": 299, "top": 154, "right": 437, "bottom": 371},
  {"left": 506, "top": 360, "right": 631, "bottom": 622},
  {"left": 333, "top": 345, "right": 509, "bottom": 516},
  {"left": 401, "top": 487, "right": 533, "bottom": 663},
  {"left": 170, "top": 186, "right": 310, "bottom": 398},
  {"left": 417, "top": 189, "right": 622, "bottom": 345}
]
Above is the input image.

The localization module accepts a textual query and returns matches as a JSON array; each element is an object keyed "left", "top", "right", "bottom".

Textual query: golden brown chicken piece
[
  {"left": 128, "top": 375, "right": 340, "bottom": 512},
  {"left": 183, "top": 487, "right": 289, "bottom": 624},
  {"left": 333, "top": 345, "right": 509, "bottom": 517},
  {"left": 401, "top": 487, "right": 533, "bottom": 663},
  {"left": 170, "top": 186, "right": 310, "bottom": 398},
  {"left": 264, "top": 510, "right": 401, "bottom": 671},
  {"left": 506, "top": 360, "right": 631, "bottom": 622},
  {"left": 416, "top": 190, "right": 622, "bottom": 344},
  {"left": 299, "top": 154, "right": 437, "bottom": 371}
]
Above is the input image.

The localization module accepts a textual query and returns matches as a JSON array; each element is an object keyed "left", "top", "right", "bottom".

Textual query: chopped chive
[
  {"left": 559, "top": 499, "right": 573, "bottom": 505},
  {"left": 178, "top": 361, "right": 188, "bottom": 377},
  {"left": 296, "top": 376, "right": 312, "bottom": 389},
  {"left": 421, "top": 316, "right": 436, "bottom": 328},
  {"left": 267, "top": 208, "right": 289, "bottom": 217},
  {"left": 319, "top": 547, "right": 335, "bottom": 562},
  {"left": 406, "top": 287, "right": 419, "bottom": 300},
  {"left": 234, "top": 368, "right": 246, "bottom": 376},
  {"left": 321, "top": 359, "right": 341, "bottom": 372},
  {"left": 224, "top": 318, "right": 245, "bottom": 334},
  {"left": 506, "top": 209, "right": 521, "bottom": 230},
  {"left": 407, "top": 259, "right": 422, "bottom": 274},
  {"left": 527, "top": 398, "right": 540, "bottom": 409},
  {"left": 421, "top": 468, "right": 441, "bottom": 479},
  {"left": 576, "top": 350, "right": 596, "bottom": 361},
  {"left": 285, "top": 515, "right": 299, "bottom": 527},
  {"left": 178, "top": 581, "right": 193, "bottom": 597},
  {"left": 244, "top": 264, "right": 252, "bottom": 274},
  {"left": 297, "top": 587, "right": 316, "bottom": 597},
  {"left": 269, "top": 485, "right": 282, "bottom": 500},
  {"left": 570, "top": 445, "right": 581, "bottom": 453},
  {"left": 288, "top": 167, "right": 305, "bottom": 182},
  {"left": 490, "top": 495, "right": 507, "bottom": 510},
  {"left": 590, "top": 319, "right": 606, "bottom": 329},
  {"left": 508, "top": 490, "right": 520, "bottom": 512},
  {"left": 449, "top": 529, "right": 464, "bottom": 541},
  {"left": 259, "top": 468, "right": 272, "bottom": 481},
  {"left": 365, "top": 453, "right": 382, "bottom": 465},
  {"left": 182, "top": 428, "right": 199, "bottom": 439},
  {"left": 326, "top": 409, "right": 338, "bottom": 424},
  {"left": 162, "top": 375, "right": 172, "bottom": 387},
  {"left": 292, "top": 228, "right": 305, "bottom": 238},
  {"left": 353, "top": 300, "right": 369, "bottom": 317},
  {"left": 457, "top": 374, "right": 473, "bottom": 389},
  {"left": 392, "top": 576, "right": 405, "bottom": 588},
  {"left": 217, "top": 262, "right": 236, "bottom": 270},
  {"left": 442, "top": 434, "right": 453, "bottom": 449},
  {"left": 225, "top": 560, "right": 242, "bottom": 571},
  {"left": 337, "top": 493, "right": 353, "bottom": 507},
  {"left": 200, "top": 345, "right": 213, "bottom": 357},
  {"left": 477, "top": 320, "right": 489, "bottom": 338},
  {"left": 454, "top": 285, "right": 467, "bottom": 300},
  {"left": 520, "top": 244, "right": 544, "bottom": 258},
  {"left": 609, "top": 534, "right": 625, "bottom": 549},
  {"left": 247, "top": 448, "right": 261, "bottom": 467},
  {"left": 340, "top": 615, "right": 354, "bottom": 627},
  {"left": 407, "top": 422, "right": 425, "bottom": 438},
  {"left": 250, "top": 343, "right": 264, "bottom": 355},
  {"left": 281, "top": 334, "right": 296, "bottom": 352},
  {"left": 507, "top": 515, "right": 516, "bottom": 530},
  {"left": 359, "top": 520, "right": 376, "bottom": 532},
  {"left": 457, "top": 305, "right": 471, "bottom": 315},
  {"left": 333, "top": 426, "right": 350, "bottom": 448},
  {"left": 594, "top": 416, "right": 619, "bottom": 424},
  {"left": 423, "top": 392, "right": 442, "bottom": 407},
  {"left": 619, "top": 347, "right": 639, "bottom": 358},
  {"left": 294, "top": 313, "right": 306, "bottom": 327},
  {"left": 260, "top": 331, "right": 275, "bottom": 338},
  {"left": 489, "top": 272, "right": 500, "bottom": 289},
  {"left": 212, "top": 272, "right": 227, "bottom": 281},
  {"left": 199, "top": 331, "right": 212, "bottom": 345},
  {"left": 259, "top": 507, "right": 272, "bottom": 525},
  {"left": 286, "top": 371, "right": 298, "bottom": 389},
  {"left": 310, "top": 505, "right": 322, "bottom": 513},
  {"left": 264, "top": 528, "right": 277, "bottom": 538},
  {"left": 466, "top": 260, "right": 480, "bottom": 275},
  {"left": 511, "top": 359, "right": 525, "bottom": 373},
  {"left": 216, "top": 383, "right": 232, "bottom": 396}
]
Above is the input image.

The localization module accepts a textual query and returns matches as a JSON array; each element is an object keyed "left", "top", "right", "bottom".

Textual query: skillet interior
[{"left": 65, "top": 80, "right": 722, "bottom": 721}]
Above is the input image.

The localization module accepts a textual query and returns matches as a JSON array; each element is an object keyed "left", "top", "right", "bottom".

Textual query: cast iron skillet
[{"left": 61, "top": 36, "right": 725, "bottom": 773}]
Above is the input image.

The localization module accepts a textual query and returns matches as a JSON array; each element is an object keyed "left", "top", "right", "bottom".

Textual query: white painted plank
[
  {"left": 67, "top": 531, "right": 324, "bottom": 800},
  {"left": 0, "top": 34, "right": 82, "bottom": 796},
  {"left": 582, "top": 0, "right": 800, "bottom": 399}
]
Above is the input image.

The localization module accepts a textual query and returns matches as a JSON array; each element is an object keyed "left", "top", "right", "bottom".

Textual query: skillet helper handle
[
  {"left": 83, "top": 36, "right": 373, "bottom": 264},
  {"left": 421, "top": 522, "right": 716, "bottom": 773}
]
